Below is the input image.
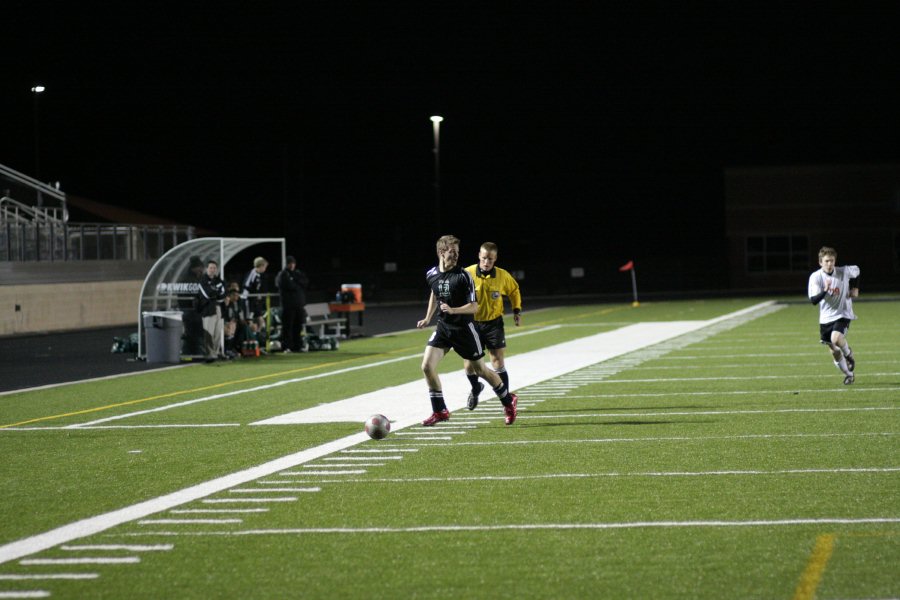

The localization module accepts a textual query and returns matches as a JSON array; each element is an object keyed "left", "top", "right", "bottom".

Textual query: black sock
[
  {"left": 496, "top": 367, "right": 509, "bottom": 391},
  {"left": 429, "top": 390, "right": 446, "bottom": 413},
  {"left": 493, "top": 383, "right": 511, "bottom": 406},
  {"left": 467, "top": 373, "right": 480, "bottom": 391}
]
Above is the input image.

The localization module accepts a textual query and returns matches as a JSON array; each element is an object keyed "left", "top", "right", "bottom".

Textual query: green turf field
[{"left": 1, "top": 298, "right": 897, "bottom": 599}]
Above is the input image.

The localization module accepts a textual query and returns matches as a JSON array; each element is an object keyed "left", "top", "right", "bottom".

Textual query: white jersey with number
[{"left": 808, "top": 265, "right": 860, "bottom": 324}]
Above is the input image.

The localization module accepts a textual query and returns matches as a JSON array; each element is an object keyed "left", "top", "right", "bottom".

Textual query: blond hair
[{"left": 436, "top": 235, "right": 460, "bottom": 256}]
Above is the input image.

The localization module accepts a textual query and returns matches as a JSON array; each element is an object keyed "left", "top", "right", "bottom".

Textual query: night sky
[{"left": 5, "top": 3, "right": 900, "bottom": 280}]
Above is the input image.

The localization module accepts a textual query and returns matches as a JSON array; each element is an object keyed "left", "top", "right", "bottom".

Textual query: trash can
[{"left": 143, "top": 311, "right": 184, "bottom": 364}]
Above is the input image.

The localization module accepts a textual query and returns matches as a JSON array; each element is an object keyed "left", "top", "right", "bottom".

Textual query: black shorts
[
  {"left": 427, "top": 320, "right": 486, "bottom": 361},
  {"left": 474, "top": 316, "right": 506, "bottom": 350},
  {"left": 820, "top": 319, "right": 850, "bottom": 344}
]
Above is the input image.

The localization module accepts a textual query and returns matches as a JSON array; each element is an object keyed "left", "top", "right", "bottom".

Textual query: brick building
[{"left": 725, "top": 163, "right": 900, "bottom": 292}]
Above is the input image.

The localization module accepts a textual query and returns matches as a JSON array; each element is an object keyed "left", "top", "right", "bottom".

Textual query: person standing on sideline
[
  {"left": 181, "top": 255, "right": 206, "bottom": 356},
  {"left": 462, "top": 241, "right": 522, "bottom": 410},
  {"left": 276, "top": 256, "right": 309, "bottom": 353},
  {"left": 416, "top": 235, "right": 518, "bottom": 426},
  {"left": 808, "top": 246, "right": 860, "bottom": 385},
  {"left": 242, "top": 256, "right": 269, "bottom": 332},
  {"left": 196, "top": 259, "right": 226, "bottom": 362}
]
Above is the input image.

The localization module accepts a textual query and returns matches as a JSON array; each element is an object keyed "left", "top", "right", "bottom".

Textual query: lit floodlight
[{"left": 430, "top": 115, "right": 443, "bottom": 123}]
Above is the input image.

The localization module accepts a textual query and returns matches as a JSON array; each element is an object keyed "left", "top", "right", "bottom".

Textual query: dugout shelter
[{"left": 137, "top": 237, "right": 286, "bottom": 359}]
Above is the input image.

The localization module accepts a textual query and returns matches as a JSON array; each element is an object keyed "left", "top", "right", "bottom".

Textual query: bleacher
[
  {"left": 1, "top": 162, "right": 194, "bottom": 264},
  {"left": 1, "top": 162, "right": 197, "bottom": 336}
]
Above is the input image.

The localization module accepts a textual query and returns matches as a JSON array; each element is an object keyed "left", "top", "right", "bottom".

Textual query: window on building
[{"left": 746, "top": 235, "right": 809, "bottom": 273}]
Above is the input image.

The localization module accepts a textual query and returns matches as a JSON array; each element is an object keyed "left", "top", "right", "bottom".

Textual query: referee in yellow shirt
[{"left": 463, "top": 242, "right": 522, "bottom": 410}]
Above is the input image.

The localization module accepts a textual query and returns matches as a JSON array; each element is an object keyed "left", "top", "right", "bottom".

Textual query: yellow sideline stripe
[
  {"left": 0, "top": 309, "right": 604, "bottom": 430},
  {"left": 792, "top": 533, "right": 835, "bottom": 600},
  {"left": 0, "top": 347, "right": 420, "bottom": 429},
  {"left": 2, "top": 307, "right": 621, "bottom": 430}
]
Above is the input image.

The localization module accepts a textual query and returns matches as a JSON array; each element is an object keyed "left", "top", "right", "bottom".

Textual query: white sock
[
  {"left": 834, "top": 357, "right": 851, "bottom": 376},
  {"left": 839, "top": 342, "right": 852, "bottom": 358}
]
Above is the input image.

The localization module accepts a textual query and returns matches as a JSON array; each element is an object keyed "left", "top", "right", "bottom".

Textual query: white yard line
[
  {"left": 229, "top": 488, "right": 320, "bottom": 493},
  {"left": 522, "top": 387, "right": 900, "bottom": 399},
  {"left": 629, "top": 361, "right": 900, "bottom": 369},
  {"left": 516, "top": 407, "right": 900, "bottom": 420},
  {"left": 168, "top": 509, "right": 268, "bottom": 514},
  {"left": 137, "top": 519, "right": 241, "bottom": 525},
  {"left": 300, "top": 463, "right": 384, "bottom": 468},
  {"left": 2, "top": 424, "right": 240, "bottom": 431},
  {"left": 279, "top": 471, "right": 366, "bottom": 476},
  {"left": 660, "top": 350, "right": 897, "bottom": 359},
  {"left": 241, "top": 466, "right": 900, "bottom": 484},
  {"left": 340, "top": 448, "right": 419, "bottom": 453},
  {"left": 0, "top": 364, "right": 192, "bottom": 397},
  {"left": 0, "top": 302, "right": 778, "bottom": 565},
  {"left": 60, "top": 544, "right": 172, "bottom": 552},
  {"left": 201, "top": 498, "right": 299, "bottom": 504},
  {"left": 73, "top": 424, "right": 241, "bottom": 429},
  {"left": 583, "top": 372, "right": 900, "bottom": 383},
  {"left": 118, "top": 517, "right": 900, "bottom": 537},
  {"left": 396, "top": 431, "right": 899, "bottom": 448},
  {"left": 0, "top": 573, "right": 98, "bottom": 580},
  {"left": 20, "top": 557, "right": 139, "bottom": 565}
]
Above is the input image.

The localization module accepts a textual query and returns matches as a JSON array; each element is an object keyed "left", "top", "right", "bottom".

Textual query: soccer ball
[{"left": 364, "top": 414, "right": 391, "bottom": 440}]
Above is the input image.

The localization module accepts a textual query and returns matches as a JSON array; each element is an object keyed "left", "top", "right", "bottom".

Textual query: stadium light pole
[
  {"left": 430, "top": 115, "right": 443, "bottom": 233},
  {"left": 31, "top": 85, "right": 46, "bottom": 207},
  {"left": 31, "top": 85, "right": 45, "bottom": 181}
]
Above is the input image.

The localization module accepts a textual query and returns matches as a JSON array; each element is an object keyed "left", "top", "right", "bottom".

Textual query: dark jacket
[
  {"left": 223, "top": 296, "right": 250, "bottom": 323},
  {"left": 242, "top": 268, "right": 268, "bottom": 317},
  {"left": 196, "top": 274, "right": 226, "bottom": 317},
  {"left": 276, "top": 267, "right": 309, "bottom": 309}
]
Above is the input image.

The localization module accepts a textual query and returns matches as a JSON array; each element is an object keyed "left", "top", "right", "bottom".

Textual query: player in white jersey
[{"left": 808, "top": 246, "right": 860, "bottom": 385}]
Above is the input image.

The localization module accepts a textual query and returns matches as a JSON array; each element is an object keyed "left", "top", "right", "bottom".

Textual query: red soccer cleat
[
  {"left": 504, "top": 393, "right": 518, "bottom": 425},
  {"left": 422, "top": 409, "right": 450, "bottom": 426}
]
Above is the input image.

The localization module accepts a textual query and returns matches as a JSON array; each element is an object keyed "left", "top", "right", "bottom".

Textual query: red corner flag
[{"left": 618, "top": 260, "right": 639, "bottom": 307}]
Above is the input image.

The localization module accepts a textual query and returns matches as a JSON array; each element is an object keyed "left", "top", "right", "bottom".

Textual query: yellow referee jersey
[{"left": 465, "top": 264, "right": 522, "bottom": 322}]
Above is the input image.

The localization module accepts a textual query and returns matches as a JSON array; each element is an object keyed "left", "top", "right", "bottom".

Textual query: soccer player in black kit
[{"left": 416, "top": 235, "right": 518, "bottom": 426}]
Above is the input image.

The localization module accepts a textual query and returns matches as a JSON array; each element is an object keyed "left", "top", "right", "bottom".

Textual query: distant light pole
[
  {"left": 31, "top": 85, "right": 45, "bottom": 180},
  {"left": 430, "top": 115, "right": 443, "bottom": 233}
]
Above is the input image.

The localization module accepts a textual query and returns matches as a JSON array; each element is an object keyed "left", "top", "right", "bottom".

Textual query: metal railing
[
  {"left": 1, "top": 221, "right": 195, "bottom": 262},
  {"left": 0, "top": 163, "right": 66, "bottom": 210},
  {"left": 0, "top": 196, "right": 66, "bottom": 224},
  {"left": 1, "top": 162, "right": 195, "bottom": 262}
]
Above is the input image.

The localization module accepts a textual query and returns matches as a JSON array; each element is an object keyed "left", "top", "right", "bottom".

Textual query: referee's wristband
[{"left": 513, "top": 308, "right": 521, "bottom": 315}]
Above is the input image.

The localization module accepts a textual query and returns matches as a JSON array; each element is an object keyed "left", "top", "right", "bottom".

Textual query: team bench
[{"left": 304, "top": 302, "right": 346, "bottom": 340}]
